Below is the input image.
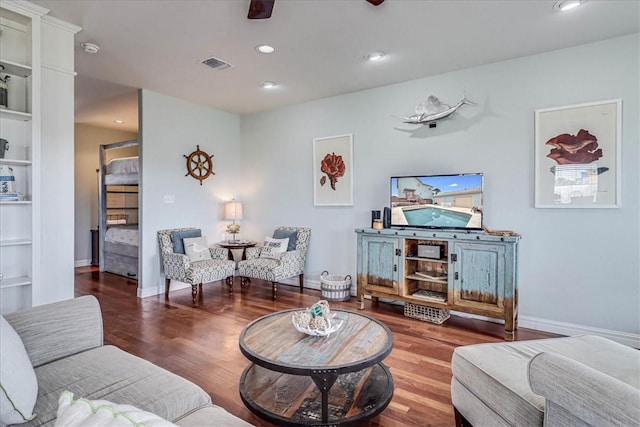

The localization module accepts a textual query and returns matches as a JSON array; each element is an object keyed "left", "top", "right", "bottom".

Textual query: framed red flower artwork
[
  {"left": 534, "top": 99, "right": 621, "bottom": 208},
  {"left": 313, "top": 134, "right": 353, "bottom": 206}
]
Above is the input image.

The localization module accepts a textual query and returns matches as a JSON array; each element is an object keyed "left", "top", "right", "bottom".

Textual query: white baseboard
[
  {"left": 74, "top": 259, "right": 91, "bottom": 268},
  {"left": 518, "top": 315, "right": 640, "bottom": 349},
  {"left": 137, "top": 280, "right": 189, "bottom": 298}
]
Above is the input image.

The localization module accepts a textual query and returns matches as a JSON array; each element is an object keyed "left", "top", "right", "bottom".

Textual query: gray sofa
[
  {"left": 451, "top": 335, "right": 640, "bottom": 427},
  {"left": 4, "top": 295, "right": 252, "bottom": 426}
]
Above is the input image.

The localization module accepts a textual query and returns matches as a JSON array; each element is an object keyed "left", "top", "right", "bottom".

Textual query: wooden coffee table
[{"left": 238, "top": 309, "right": 394, "bottom": 426}]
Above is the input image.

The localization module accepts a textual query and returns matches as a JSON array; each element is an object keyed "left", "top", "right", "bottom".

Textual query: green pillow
[{"left": 272, "top": 230, "right": 297, "bottom": 251}]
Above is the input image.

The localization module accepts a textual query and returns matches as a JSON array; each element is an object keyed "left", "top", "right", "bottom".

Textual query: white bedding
[
  {"left": 105, "top": 227, "right": 139, "bottom": 246},
  {"left": 106, "top": 156, "right": 139, "bottom": 175},
  {"left": 104, "top": 173, "right": 138, "bottom": 185}
]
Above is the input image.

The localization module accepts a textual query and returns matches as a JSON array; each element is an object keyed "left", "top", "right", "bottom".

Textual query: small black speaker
[
  {"left": 383, "top": 207, "right": 391, "bottom": 228},
  {"left": 371, "top": 210, "right": 381, "bottom": 228}
]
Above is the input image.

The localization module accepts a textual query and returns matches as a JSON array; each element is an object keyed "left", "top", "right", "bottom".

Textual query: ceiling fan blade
[
  {"left": 248, "top": 0, "right": 275, "bottom": 19},
  {"left": 366, "top": 0, "right": 385, "bottom": 5}
]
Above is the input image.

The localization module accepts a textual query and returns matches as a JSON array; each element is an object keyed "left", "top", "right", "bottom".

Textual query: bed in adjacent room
[{"left": 99, "top": 140, "right": 139, "bottom": 279}]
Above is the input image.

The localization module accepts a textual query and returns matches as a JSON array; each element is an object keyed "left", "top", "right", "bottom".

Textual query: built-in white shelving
[
  {"left": 0, "top": 238, "right": 31, "bottom": 246},
  {"left": 0, "top": 109, "right": 32, "bottom": 121},
  {"left": 0, "top": 58, "right": 32, "bottom": 77},
  {"left": 1, "top": 0, "right": 80, "bottom": 314},
  {"left": 0, "top": 276, "right": 32, "bottom": 289},
  {"left": 0, "top": 0, "right": 39, "bottom": 313}
]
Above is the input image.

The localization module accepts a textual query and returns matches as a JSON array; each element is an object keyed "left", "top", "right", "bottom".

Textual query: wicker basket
[
  {"left": 404, "top": 302, "right": 450, "bottom": 325},
  {"left": 320, "top": 271, "right": 352, "bottom": 301}
]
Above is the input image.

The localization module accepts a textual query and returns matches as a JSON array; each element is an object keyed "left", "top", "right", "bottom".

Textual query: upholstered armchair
[
  {"left": 237, "top": 226, "right": 311, "bottom": 300},
  {"left": 157, "top": 228, "right": 236, "bottom": 303}
]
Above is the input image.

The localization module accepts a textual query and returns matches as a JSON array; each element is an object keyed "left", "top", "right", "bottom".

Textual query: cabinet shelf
[
  {"left": 0, "top": 59, "right": 32, "bottom": 77},
  {"left": 106, "top": 207, "right": 138, "bottom": 210},
  {"left": 406, "top": 274, "right": 448, "bottom": 283},
  {"left": 405, "top": 256, "right": 447, "bottom": 263},
  {"left": 409, "top": 289, "right": 447, "bottom": 303},
  {"left": 0, "top": 276, "right": 32, "bottom": 290},
  {"left": 0, "top": 200, "right": 30, "bottom": 204},
  {"left": 0, "top": 159, "right": 32, "bottom": 166},
  {"left": 0, "top": 238, "right": 31, "bottom": 246},
  {"left": 0, "top": 108, "right": 32, "bottom": 121}
]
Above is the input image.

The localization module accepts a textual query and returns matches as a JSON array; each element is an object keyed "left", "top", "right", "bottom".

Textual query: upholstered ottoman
[{"left": 451, "top": 335, "right": 640, "bottom": 427}]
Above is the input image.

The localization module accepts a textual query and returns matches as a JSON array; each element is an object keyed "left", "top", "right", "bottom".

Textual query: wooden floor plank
[{"left": 74, "top": 267, "right": 561, "bottom": 426}]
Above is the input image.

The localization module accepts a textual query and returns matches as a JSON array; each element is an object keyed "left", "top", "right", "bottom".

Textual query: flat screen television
[{"left": 390, "top": 173, "right": 484, "bottom": 231}]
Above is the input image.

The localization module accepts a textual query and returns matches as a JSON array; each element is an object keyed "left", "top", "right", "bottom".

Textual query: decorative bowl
[{"left": 291, "top": 300, "right": 343, "bottom": 337}]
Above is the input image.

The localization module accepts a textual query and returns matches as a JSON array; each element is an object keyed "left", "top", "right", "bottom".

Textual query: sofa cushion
[
  {"left": 0, "top": 316, "right": 38, "bottom": 425},
  {"left": 171, "top": 230, "right": 201, "bottom": 254},
  {"left": 25, "top": 345, "right": 211, "bottom": 426},
  {"left": 174, "top": 405, "right": 253, "bottom": 427},
  {"left": 451, "top": 335, "right": 637, "bottom": 427},
  {"left": 54, "top": 391, "right": 176, "bottom": 426}
]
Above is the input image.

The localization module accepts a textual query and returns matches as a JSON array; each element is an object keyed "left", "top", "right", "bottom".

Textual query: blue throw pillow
[
  {"left": 272, "top": 229, "right": 297, "bottom": 251},
  {"left": 172, "top": 229, "right": 201, "bottom": 254}
]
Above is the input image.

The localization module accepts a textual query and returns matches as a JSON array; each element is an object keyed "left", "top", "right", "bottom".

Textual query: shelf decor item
[
  {"left": 0, "top": 65, "right": 9, "bottom": 109},
  {"left": 313, "top": 134, "right": 353, "bottom": 206},
  {"left": 224, "top": 199, "right": 243, "bottom": 243},
  {"left": 0, "top": 165, "right": 16, "bottom": 194},
  {"left": 291, "top": 300, "right": 343, "bottom": 336},
  {"left": 534, "top": 99, "right": 621, "bottom": 208},
  {"left": 404, "top": 302, "right": 450, "bottom": 325},
  {"left": 183, "top": 145, "right": 214, "bottom": 185},
  {"left": 0, "top": 138, "right": 8, "bottom": 158}
]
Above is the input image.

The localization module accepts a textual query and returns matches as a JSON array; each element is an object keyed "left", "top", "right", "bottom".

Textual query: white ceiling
[{"left": 33, "top": 0, "right": 640, "bottom": 132}]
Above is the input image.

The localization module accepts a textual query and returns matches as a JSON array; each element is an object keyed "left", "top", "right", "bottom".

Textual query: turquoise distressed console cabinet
[{"left": 355, "top": 228, "right": 520, "bottom": 339}]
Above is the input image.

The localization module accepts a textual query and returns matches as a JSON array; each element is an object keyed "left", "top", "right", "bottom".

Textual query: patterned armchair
[
  {"left": 157, "top": 228, "right": 236, "bottom": 303},
  {"left": 237, "top": 226, "right": 311, "bottom": 300}
]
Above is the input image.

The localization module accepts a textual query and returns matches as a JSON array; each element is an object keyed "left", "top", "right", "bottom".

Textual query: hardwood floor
[{"left": 74, "top": 267, "right": 560, "bottom": 426}]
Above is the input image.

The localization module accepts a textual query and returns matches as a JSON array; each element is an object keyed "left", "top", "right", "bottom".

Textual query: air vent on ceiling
[{"left": 200, "top": 56, "right": 233, "bottom": 71}]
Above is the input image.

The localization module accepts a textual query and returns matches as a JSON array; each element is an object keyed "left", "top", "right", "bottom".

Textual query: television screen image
[{"left": 390, "top": 173, "right": 483, "bottom": 231}]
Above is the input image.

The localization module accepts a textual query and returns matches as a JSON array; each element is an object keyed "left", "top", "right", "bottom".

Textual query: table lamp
[{"left": 224, "top": 199, "right": 243, "bottom": 243}]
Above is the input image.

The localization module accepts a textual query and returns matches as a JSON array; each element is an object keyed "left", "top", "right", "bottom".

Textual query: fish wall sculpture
[{"left": 396, "top": 92, "right": 477, "bottom": 126}]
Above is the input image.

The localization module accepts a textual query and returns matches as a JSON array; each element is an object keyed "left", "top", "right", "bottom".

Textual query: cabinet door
[
  {"left": 359, "top": 235, "right": 400, "bottom": 295},
  {"left": 452, "top": 242, "right": 505, "bottom": 313}
]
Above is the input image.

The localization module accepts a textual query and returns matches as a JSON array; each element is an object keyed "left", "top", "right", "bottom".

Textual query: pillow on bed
[
  {"left": 183, "top": 236, "right": 212, "bottom": 262},
  {"left": 172, "top": 230, "right": 201, "bottom": 254}
]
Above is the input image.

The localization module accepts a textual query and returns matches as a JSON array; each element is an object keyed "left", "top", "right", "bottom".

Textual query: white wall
[
  {"left": 139, "top": 90, "right": 241, "bottom": 296},
  {"left": 74, "top": 124, "right": 138, "bottom": 265},
  {"left": 240, "top": 35, "right": 639, "bottom": 340}
]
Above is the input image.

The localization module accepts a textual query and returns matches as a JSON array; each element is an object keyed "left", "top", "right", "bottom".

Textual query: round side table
[{"left": 217, "top": 240, "right": 257, "bottom": 261}]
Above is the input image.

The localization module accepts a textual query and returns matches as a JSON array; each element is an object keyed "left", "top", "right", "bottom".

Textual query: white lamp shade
[{"left": 224, "top": 201, "right": 243, "bottom": 220}]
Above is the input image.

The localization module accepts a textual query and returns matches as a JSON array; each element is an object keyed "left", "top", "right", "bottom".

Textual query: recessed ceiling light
[
  {"left": 554, "top": 0, "right": 586, "bottom": 11},
  {"left": 260, "top": 81, "right": 277, "bottom": 89},
  {"left": 80, "top": 42, "right": 100, "bottom": 54},
  {"left": 365, "top": 51, "right": 386, "bottom": 61},
  {"left": 256, "top": 44, "right": 275, "bottom": 54},
  {"left": 114, "top": 119, "right": 124, "bottom": 124}
]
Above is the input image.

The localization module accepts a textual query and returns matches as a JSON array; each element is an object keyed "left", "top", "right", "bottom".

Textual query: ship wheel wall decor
[{"left": 184, "top": 145, "right": 215, "bottom": 185}]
